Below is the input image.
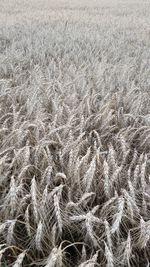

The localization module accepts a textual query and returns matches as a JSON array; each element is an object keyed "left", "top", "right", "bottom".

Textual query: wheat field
[{"left": 0, "top": 0, "right": 150, "bottom": 266}]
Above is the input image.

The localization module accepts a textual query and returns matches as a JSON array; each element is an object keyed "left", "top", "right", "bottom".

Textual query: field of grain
[{"left": 0, "top": 0, "right": 150, "bottom": 266}]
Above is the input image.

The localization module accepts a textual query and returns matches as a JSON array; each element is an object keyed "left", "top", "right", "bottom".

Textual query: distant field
[{"left": 0, "top": 0, "right": 150, "bottom": 266}]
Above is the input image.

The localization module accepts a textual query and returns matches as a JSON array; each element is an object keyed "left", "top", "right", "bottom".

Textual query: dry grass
[{"left": 0, "top": 0, "right": 150, "bottom": 266}]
